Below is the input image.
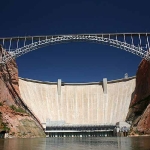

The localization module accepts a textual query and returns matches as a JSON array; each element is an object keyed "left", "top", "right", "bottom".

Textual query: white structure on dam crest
[{"left": 19, "top": 77, "right": 135, "bottom": 128}]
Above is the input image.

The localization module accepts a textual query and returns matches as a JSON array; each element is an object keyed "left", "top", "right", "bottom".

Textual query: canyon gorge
[{"left": 0, "top": 46, "right": 150, "bottom": 137}]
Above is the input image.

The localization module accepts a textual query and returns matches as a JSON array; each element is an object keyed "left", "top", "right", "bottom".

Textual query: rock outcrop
[
  {"left": 126, "top": 59, "right": 150, "bottom": 135},
  {"left": 0, "top": 46, "right": 45, "bottom": 138}
]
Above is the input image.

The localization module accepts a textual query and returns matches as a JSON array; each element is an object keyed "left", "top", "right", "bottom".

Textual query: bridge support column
[
  {"left": 103, "top": 78, "right": 107, "bottom": 94},
  {"left": 57, "top": 79, "right": 61, "bottom": 95}
]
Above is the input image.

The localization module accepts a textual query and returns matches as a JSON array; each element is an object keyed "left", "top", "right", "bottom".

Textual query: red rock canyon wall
[
  {"left": 126, "top": 59, "right": 150, "bottom": 135},
  {"left": 0, "top": 46, "right": 45, "bottom": 138}
]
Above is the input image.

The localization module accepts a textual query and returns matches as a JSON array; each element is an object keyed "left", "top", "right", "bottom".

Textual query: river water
[{"left": 0, "top": 137, "right": 150, "bottom": 150}]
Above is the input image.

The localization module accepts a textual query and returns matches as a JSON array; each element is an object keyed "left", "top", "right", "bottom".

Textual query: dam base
[
  {"left": 46, "top": 131, "right": 114, "bottom": 138},
  {"left": 45, "top": 125, "right": 116, "bottom": 138}
]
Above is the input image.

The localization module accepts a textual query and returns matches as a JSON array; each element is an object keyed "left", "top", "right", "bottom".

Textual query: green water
[{"left": 0, "top": 137, "right": 150, "bottom": 150}]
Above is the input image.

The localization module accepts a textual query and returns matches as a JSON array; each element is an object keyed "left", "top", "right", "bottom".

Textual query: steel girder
[{"left": 1, "top": 34, "right": 150, "bottom": 64}]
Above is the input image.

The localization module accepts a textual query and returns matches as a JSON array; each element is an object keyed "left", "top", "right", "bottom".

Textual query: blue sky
[{"left": 0, "top": 0, "right": 149, "bottom": 82}]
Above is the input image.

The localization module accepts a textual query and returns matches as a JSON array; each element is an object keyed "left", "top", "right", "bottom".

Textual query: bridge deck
[{"left": 0, "top": 33, "right": 150, "bottom": 41}]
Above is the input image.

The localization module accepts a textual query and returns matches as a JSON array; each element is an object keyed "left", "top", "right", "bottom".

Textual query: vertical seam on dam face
[
  {"left": 57, "top": 79, "right": 61, "bottom": 95},
  {"left": 103, "top": 78, "right": 107, "bottom": 94},
  {"left": 18, "top": 77, "right": 136, "bottom": 127},
  {"left": 96, "top": 85, "right": 98, "bottom": 124}
]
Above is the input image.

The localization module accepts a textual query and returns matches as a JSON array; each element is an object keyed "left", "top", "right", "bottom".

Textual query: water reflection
[
  {"left": 0, "top": 138, "right": 46, "bottom": 150},
  {"left": 0, "top": 137, "right": 150, "bottom": 150}
]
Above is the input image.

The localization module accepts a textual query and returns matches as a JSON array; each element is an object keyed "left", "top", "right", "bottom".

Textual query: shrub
[
  {"left": 11, "top": 132, "right": 15, "bottom": 136},
  {"left": 22, "top": 132, "right": 27, "bottom": 136},
  {"left": 1, "top": 122, "right": 10, "bottom": 132},
  {"left": 10, "top": 105, "right": 26, "bottom": 113},
  {"left": 0, "top": 102, "right": 3, "bottom": 106}
]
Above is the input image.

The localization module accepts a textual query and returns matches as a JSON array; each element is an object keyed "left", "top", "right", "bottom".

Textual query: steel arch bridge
[{"left": 0, "top": 33, "right": 150, "bottom": 64}]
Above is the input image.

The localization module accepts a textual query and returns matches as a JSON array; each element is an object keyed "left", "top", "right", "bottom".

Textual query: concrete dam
[{"left": 18, "top": 76, "right": 136, "bottom": 129}]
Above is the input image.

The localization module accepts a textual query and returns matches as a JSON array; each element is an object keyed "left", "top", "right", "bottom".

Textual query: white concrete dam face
[{"left": 19, "top": 78, "right": 135, "bottom": 126}]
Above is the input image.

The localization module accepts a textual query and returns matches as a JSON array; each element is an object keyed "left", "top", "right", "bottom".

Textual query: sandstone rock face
[
  {"left": 130, "top": 60, "right": 150, "bottom": 106},
  {"left": 126, "top": 59, "right": 150, "bottom": 135},
  {"left": 137, "top": 104, "right": 150, "bottom": 134},
  {"left": 0, "top": 47, "right": 21, "bottom": 106},
  {"left": 0, "top": 47, "right": 45, "bottom": 138},
  {"left": 0, "top": 105, "right": 45, "bottom": 138}
]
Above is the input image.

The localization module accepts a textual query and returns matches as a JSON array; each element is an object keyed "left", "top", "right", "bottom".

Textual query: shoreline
[{"left": 128, "top": 134, "right": 150, "bottom": 137}]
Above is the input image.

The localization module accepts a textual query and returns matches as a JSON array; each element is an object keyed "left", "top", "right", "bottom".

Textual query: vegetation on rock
[
  {"left": 0, "top": 112, "right": 10, "bottom": 132},
  {"left": 10, "top": 105, "right": 26, "bottom": 113}
]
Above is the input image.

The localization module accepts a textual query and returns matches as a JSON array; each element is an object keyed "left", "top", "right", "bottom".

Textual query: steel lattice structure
[{"left": 0, "top": 33, "right": 150, "bottom": 64}]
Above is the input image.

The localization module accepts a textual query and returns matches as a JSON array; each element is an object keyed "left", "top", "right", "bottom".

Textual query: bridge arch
[{"left": 1, "top": 34, "right": 150, "bottom": 64}]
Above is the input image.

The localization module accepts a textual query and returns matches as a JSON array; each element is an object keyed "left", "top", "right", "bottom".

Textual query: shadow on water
[{"left": 0, "top": 137, "right": 150, "bottom": 150}]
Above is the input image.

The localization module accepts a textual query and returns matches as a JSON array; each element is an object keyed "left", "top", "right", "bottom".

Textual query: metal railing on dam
[
  {"left": 46, "top": 125, "right": 115, "bottom": 131},
  {"left": 19, "top": 76, "right": 136, "bottom": 129}
]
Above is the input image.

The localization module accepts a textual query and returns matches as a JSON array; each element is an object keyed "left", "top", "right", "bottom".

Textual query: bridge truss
[{"left": 0, "top": 33, "right": 150, "bottom": 64}]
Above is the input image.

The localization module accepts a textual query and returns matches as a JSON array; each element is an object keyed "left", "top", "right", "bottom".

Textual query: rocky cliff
[
  {"left": 0, "top": 46, "right": 45, "bottom": 138},
  {"left": 126, "top": 59, "right": 150, "bottom": 135}
]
